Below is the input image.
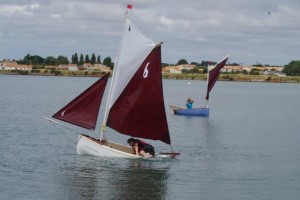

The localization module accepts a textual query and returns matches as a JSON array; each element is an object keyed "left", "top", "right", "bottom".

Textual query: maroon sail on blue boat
[{"left": 170, "top": 56, "right": 228, "bottom": 117}]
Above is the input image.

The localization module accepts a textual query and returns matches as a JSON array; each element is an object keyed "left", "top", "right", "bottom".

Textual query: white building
[{"left": 0, "top": 60, "right": 32, "bottom": 70}]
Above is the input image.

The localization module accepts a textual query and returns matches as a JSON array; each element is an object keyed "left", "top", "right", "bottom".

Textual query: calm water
[{"left": 1, "top": 74, "right": 300, "bottom": 200}]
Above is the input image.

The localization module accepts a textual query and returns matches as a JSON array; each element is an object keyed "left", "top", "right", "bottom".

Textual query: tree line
[
  {"left": 17, "top": 53, "right": 114, "bottom": 69},
  {"left": 283, "top": 61, "right": 300, "bottom": 76},
  {"left": 177, "top": 58, "right": 300, "bottom": 76},
  {"left": 14, "top": 54, "right": 300, "bottom": 76}
]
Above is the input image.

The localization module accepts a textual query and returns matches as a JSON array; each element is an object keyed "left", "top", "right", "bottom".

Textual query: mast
[{"left": 100, "top": 6, "right": 130, "bottom": 141}]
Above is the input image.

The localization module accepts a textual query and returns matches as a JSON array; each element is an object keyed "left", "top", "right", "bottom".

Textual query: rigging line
[
  {"left": 44, "top": 117, "right": 94, "bottom": 145},
  {"left": 49, "top": 120, "right": 77, "bottom": 145},
  {"left": 44, "top": 117, "right": 83, "bottom": 134}
]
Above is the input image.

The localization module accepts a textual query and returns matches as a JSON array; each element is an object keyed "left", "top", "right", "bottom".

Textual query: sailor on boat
[
  {"left": 127, "top": 138, "right": 155, "bottom": 158},
  {"left": 186, "top": 97, "right": 194, "bottom": 109}
]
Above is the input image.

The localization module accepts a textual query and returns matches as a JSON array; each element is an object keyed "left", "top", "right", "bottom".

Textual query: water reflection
[
  {"left": 200, "top": 119, "right": 224, "bottom": 174},
  {"left": 56, "top": 157, "right": 170, "bottom": 200},
  {"left": 108, "top": 159, "right": 169, "bottom": 200},
  {"left": 55, "top": 156, "right": 101, "bottom": 200}
]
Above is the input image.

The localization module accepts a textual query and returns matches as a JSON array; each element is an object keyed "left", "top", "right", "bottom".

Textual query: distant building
[
  {"left": 67, "top": 64, "right": 78, "bottom": 71},
  {"left": 44, "top": 65, "right": 56, "bottom": 70},
  {"left": 79, "top": 63, "right": 111, "bottom": 72},
  {"left": 162, "top": 66, "right": 181, "bottom": 74},
  {"left": 170, "top": 66, "right": 182, "bottom": 74},
  {"left": 177, "top": 64, "right": 196, "bottom": 71},
  {"left": 221, "top": 65, "right": 243, "bottom": 73},
  {"left": 263, "top": 71, "right": 286, "bottom": 77},
  {"left": 98, "top": 64, "right": 111, "bottom": 73},
  {"left": 163, "top": 64, "right": 196, "bottom": 74},
  {"left": 58, "top": 64, "right": 68, "bottom": 70},
  {"left": 82, "top": 63, "right": 93, "bottom": 70},
  {"left": 0, "top": 60, "right": 32, "bottom": 70},
  {"left": 220, "top": 65, "right": 285, "bottom": 74}
]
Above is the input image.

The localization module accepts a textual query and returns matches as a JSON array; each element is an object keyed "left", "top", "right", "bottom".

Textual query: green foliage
[
  {"left": 249, "top": 68, "right": 260, "bottom": 75},
  {"left": 181, "top": 67, "right": 201, "bottom": 74},
  {"left": 177, "top": 59, "right": 188, "bottom": 65},
  {"left": 44, "top": 56, "right": 57, "bottom": 66},
  {"left": 161, "top": 63, "right": 170, "bottom": 68},
  {"left": 283, "top": 60, "right": 300, "bottom": 76},
  {"left": 97, "top": 55, "right": 101, "bottom": 64},
  {"left": 241, "top": 69, "right": 248, "bottom": 75},
  {"left": 10, "top": 53, "right": 300, "bottom": 79},
  {"left": 200, "top": 60, "right": 217, "bottom": 66},
  {"left": 190, "top": 67, "right": 200, "bottom": 73},
  {"left": 31, "top": 69, "right": 40, "bottom": 73},
  {"left": 56, "top": 55, "right": 69, "bottom": 65},
  {"left": 18, "top": 54, "right": 44, "bottom": 65},
  {"left": 103, "top": 57, "right": 112, "bottom": 69},
  {"left": 11, "top": 70, "right": 29, "bottom": 75},
  {"left": 17, "top": 54, "right": 69, "bottom": 66},
  {"left": 79, "top": 54, "right": 84, "bottom": 66},
  {"left": 85, "top": 54, "right": 90, "bottom": 63},
  {"left": 227, "top": 62, "right": 240, "bottom": 66},
  {"left": 91, "top": 71, "right": 99, "bottom": 75},
  {"left": 181, "top": 69, "right": 187, "bottom": 73},
  {"left": 91, "top": 53, "right": 96, "bottom": 65},
  {"left": 72, "top": 53, "right": 78, "bottom": 64},
  {"left": 191, "top": 62, "right": 200, "bottom": 66},
  {"left": 69, "top": 53, "right": 101, "bottom": 65}
]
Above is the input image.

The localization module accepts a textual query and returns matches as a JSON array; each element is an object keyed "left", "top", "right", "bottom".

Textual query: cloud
[
  {"left": 0, "top": 3, "right": 39, "bottom": 17},
  {"left": 1, "top": 0, "right": 300, "bottom": 65},
  {"left": 50, "top": 14, "right": 61, "bottom": 19}
]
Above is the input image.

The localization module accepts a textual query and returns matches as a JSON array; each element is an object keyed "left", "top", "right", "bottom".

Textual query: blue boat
[
  {"left": 170, "top": 105, "right": 209, "bottom": 116},
  {"left": 170, "top": 56, "right": 229, "bottom": 117}
]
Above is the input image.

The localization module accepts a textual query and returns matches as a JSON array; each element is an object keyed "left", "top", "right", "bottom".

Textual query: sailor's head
[
  {"left": 127, "top": 138, "right": 135, "bottom": 145},
  {"left": 187, "top": 97, "right": 192, "bottom": 102}
]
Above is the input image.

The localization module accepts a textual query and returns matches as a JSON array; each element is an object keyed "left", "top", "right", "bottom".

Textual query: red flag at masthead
[{"left": 127, "top": 4, "right": 133, "bottom": 9}]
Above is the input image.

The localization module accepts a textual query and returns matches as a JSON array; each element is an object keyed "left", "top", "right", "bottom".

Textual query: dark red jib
[{"left": 52, "top": 72, "right": 110, "bottom": 130}]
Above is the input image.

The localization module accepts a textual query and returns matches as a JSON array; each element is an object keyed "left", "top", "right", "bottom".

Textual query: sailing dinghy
[
  {"left": 46, "top": 5, "right": 179, "bottom": 159},
  {"left": 170, "top": 56, "right": 228, "bottom": 116}
]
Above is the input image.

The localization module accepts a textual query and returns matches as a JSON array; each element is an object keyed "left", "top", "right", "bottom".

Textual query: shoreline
[
  {"left": 163, "top": 73, "right": 300, "bottom": 83},
  {"left": 1, "top": 71, "right": 299, "bottom": 83}
]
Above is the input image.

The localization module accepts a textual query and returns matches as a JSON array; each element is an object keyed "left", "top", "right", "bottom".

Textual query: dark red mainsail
[
  {"left": 52, "top": 72, "right": 110, "bottom": 130},
  {"left": 205, "top": 57, "right": 228, "bottom": 101},
  {"left": 107, "top": 45, "right": 171, "bottom": 144}
]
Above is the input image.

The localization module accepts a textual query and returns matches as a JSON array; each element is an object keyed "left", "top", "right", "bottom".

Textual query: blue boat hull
[{"left": 170, "top": 106, "right": 209, "bottom": 117}]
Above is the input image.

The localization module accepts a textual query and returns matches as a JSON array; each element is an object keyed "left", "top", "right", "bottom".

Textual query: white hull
[
  {"left": 76, "top": 134, "right": 179, "bottom": 159},
  {"left": 76, "top": 134, "right": 141, "bottom": 158}
]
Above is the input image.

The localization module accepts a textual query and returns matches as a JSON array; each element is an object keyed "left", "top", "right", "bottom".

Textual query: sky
[{"left": 1, "top": 0, "right": 300, "bottom": 66}]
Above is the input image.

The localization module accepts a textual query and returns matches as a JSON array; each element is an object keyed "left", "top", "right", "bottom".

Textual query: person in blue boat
[
  {"left": 127, "top": 137, "right": 155, "bottom": 157},
  {"left": 186, "top": 97, "right": 194, "bottom": 109}
]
